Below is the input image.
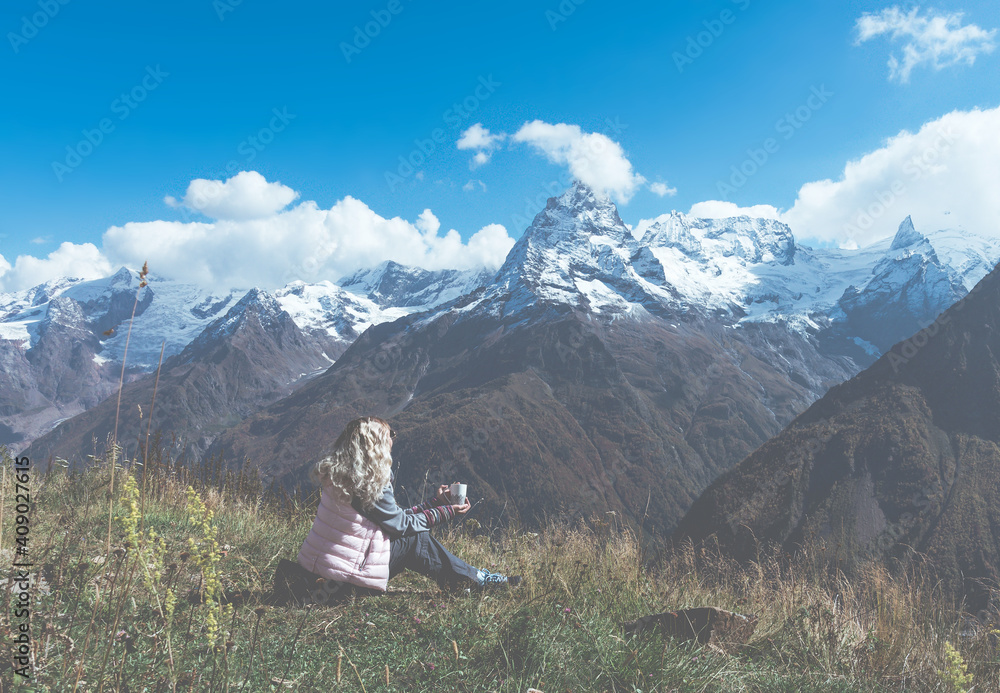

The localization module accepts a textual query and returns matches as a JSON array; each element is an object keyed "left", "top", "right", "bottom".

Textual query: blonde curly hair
[{"left": 311, "top": 416, "right": 394, "bottom": 509}]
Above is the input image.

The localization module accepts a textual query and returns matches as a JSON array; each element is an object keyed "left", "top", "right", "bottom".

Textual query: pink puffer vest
[{"left": 297, "top": 484, "right": 391, "bottom": 591}]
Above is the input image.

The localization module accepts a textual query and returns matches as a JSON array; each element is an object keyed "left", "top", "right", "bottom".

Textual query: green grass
[{"left": 3, "top": 449, "right": 999, "bottom": 692}]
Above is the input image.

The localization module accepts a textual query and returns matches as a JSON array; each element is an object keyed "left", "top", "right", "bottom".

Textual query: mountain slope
[
  {"left": 0, "top": 268, "right": 242, "bottom": 446},
  {"left": 0, "top": 269, "right": 158, "bottom": 446},
  {"left": 25, "top": 289, "right": 332, "bottom": 463},
  {"left": 673, "top": 258, "right": 1000, "bottom": 599}
]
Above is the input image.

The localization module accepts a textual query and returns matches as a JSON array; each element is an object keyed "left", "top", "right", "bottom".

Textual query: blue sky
[{"left": 2, "top": 0, "right": 998, "bottom": 289}]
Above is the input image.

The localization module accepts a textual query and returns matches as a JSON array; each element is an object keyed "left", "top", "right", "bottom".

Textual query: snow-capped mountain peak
[
  {"left": 642, "top": 212, "right": 795, "bottom": 266},
  {"left": 889, "top": 215, "right": 926, "bottom": 251},
  {"left": 275, "top": 279, "right": 405, "bottom": 346},
  {"left": 0, "top": 267, "right": 151, "bottom": 351},
  {"left": 340, "top": 261, "right": 425, "bottom": 304},
  {"left": 237, "top": 286, "right": 281, "bottom": 313},
  {"left": 339, "top": 260, "right": 494, "bottom": 311},
  {"left": 39, "top": 295, "right": 87, "bottom": 332},
  {"left": 176, "top": 287, "right": 289, "bottom": 362},
  {"left": 212, "top": 287, "right": 282, "bottom": 335},
  {"left": 491, "top": 183, "right": 808, "bottom": 320},
  {"left": 530, "top": 180, "right": 632, "bottom": 247},
  {"left": 488, "top": 181, "right": 643, "bottom": 316},
  {"left": 638, "top": 211, "right": 703, "bottom": 256}
]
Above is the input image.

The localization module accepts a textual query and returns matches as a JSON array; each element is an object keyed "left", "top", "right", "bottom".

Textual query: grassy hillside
[
  {"left": 672, "top": 261, "right": 1000, "bottom": 606},
  {"left": 2, "top": 447, "right": 997, "bottom": 692}
]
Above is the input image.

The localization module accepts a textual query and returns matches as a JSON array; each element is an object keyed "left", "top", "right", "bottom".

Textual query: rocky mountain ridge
[
  {"left": 25, "top": 284, "right": 334, "bottom": 463},
  {"left": 1, "top": 265, "right": 489, "bottom": 447}
]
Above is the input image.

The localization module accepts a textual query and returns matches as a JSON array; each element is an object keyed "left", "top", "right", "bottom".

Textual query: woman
[{"left": 296, "top": 416, "right": 520, "bottom": 598}]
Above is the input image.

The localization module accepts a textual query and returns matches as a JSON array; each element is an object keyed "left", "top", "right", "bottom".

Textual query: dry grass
[{"left": 2, "top": 448, "right": 999, "bottom": 691}]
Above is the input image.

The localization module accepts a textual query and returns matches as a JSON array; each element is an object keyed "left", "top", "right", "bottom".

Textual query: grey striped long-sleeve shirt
[{"left": 351, "top": 480, "right": 455, "bottom": 539}]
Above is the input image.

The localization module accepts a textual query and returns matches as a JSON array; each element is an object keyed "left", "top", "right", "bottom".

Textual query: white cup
[{"left": 449, "top": 483, "right": 468, "bottom": 505}]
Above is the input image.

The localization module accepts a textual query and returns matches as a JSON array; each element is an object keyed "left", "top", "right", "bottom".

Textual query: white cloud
[
  {"left": 463, "top": 224, "right": 514, "bottom": 269},
  {"left": 97, "top": 174, "right": 516, "bottom": 291},
  {"left": 0, "top": 242, "right": 113, "bottom": 292},
  {"left": 415, "top": 209, "right": 440, "bottom": 235},
  {"left": 781, "top": 106, "right": 1000, "bottom": 247},
  {"left": 513, "top": 120, "right": 648, "bottom": 203},
  {"left": 855, "top": 6, "right": 996, "bottom": 83},
  {"left": 682, "top": 107, "right": 1000, "bottom": 248},
  {"left": 164, "top": 170, "right": 299, "bottom": 220},
  {"left": 458, "top": 123, "right": 504, "bottom": 150},
  {"left": 687, "top": 200, "right": 783, "bottom": 220},
  {"left": 0, "top": 175, "right": 516, "bottom": 294},
  {"left": 457, "top": 123, "right": 505, "bottom": 168},
  {"left": 458, "top": 119, "right": 674, "bottom": 199},
  {"left": 462, "top": 179, "right": 487, "bottom": 192},
  {"left": 649, "top": 181, "right": 678, "bottom": 197}
]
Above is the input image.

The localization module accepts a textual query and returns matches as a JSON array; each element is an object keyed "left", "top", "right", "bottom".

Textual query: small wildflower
[
  {"left": 413, "top": 617, "right": 421, "bottom": 624},
  {"left": 184, "top": 487, "right": 226, "bottom": 647},
  {"left": 564, "top": 607, "right": 572, "bottom": 614},
  {"left": 164, "top": 589, "right": 177, "bottom": 622}
]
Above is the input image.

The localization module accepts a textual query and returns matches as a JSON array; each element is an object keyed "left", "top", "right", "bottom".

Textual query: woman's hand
[
  {"left": 436, "top": 484, "right": 452, "bottom": 504},
  {"left": 452, "top": 499, "right": 471, "bottom": 515}
]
